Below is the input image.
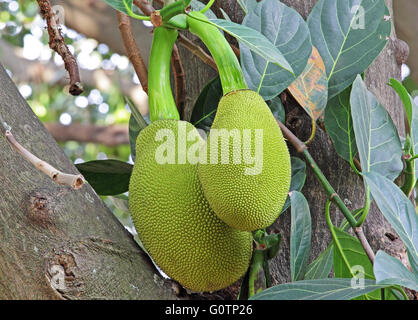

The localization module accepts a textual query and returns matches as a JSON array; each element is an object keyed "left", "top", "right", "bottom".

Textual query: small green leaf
[
  {"left": 250, "top": 279, "right": 386, "bottom": 300},
  {"left": 240, "top": 0, "right": 311, "bottom": 100},
  {"left": 76, "top": 160, "right": 133, "bottom": 196},
  {"left": 374, "top": 250, "right": 418, "bottom": 291},
  {"left": 290, "top": 191, "right": 312, "bottom": 282},
  {"left": 324, "top": 85, "right": 358, "bottom": 162},
  {"left": 208, "top": 18, "right": 294, "bottom": 74},
  {"left": 364, "top": 172, "right": 418, "bottom": 270},
  {"left": 351, "top": 76, "right": 403, "bottom": 181},
  {"left": 281, "top": 157, "right": 307, "bottom": 213},
  {"left": 308, "top": 0, "right": 391, "bottom": 98}
]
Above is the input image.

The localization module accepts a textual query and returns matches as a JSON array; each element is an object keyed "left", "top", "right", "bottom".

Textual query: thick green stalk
[
  {"left": 148, "top": 27, "right": 180, "bottom": 122},
  {"left": 187, "top": 11, "right": 247, "bottom": 94}
]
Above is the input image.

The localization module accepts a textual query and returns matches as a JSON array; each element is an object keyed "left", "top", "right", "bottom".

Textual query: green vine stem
[
  {"left": 325, "top": 200, "right": 356, "bottom": 278},
  {"left": 201, "top": 0, "right": 215, "bottom": 13},
  {"left": 187, "top": 11, "right": 247, "bottom": 94},
  {"left": 276, "top": 120, "right": 377, "bottom": 266},
  {"left": 124, "top": 0, "right": 151, "bottom": 21},
  {"left": 148, "top": 27, "right": 180, "bottom": 122}
]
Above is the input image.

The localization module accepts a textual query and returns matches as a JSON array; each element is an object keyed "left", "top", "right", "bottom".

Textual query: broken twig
[{"left": 37, "top": 0, "right": 83, "bottom": 96}]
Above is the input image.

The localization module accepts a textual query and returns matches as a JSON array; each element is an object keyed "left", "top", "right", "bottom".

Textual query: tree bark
[
  {"left": 0, "top": 0, "right": 408, "bottom": 299},
  {"left": 0, "top": 64, "right": 178, "bottom": 299}
]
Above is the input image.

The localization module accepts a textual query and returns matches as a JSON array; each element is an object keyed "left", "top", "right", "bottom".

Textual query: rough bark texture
[{"left": 0, "top": 65, "right": 178, "bottom": 299}]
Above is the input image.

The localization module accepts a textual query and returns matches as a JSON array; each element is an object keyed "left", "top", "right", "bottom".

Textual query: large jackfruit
[
  {"left": 198, "top": 90, "right": 291, "bottom": 231},
  {"left": 129, "top": 119, "right": 252, "bottom": 292}
]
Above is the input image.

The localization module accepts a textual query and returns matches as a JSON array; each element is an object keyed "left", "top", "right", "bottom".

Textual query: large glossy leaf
[
  {"left": 208, "top": 18, "right": 293, "bottom": 74},
  {"left": 250, "top": 279, "right": 386, "bottom": 300},
  {"left": 76, "top": 160, "right": 133, "bottom": 196},
  {"left": 240, "top": 0, "right": 311, "bottom": 100},
  {"left": 308, "top": 0, "right": 391, "bottom": 98},
  {"left": 267, "top": 96, "right": 285, "bottom": 124},
  {"left": 350, "top": 76, "right": 403, "bottom": 181},
  {"left": 364, "top": 172, "right": 418, "bottom": 270},
  {"left": 290, "top": 191, "right": 312, "bottom": 282},
  {"left": 374, "top": 251, "right": 418, "bottom": 291},
  {"left": 324, "top": 86, "right": 357, "bottom": 162},
  {"left": 102, "top": 0, "right": 132, "bottom": 14},
  {"left": 288, "top": 46, "right": 328, "bottom": 120},
  {"left": 281, "top": 157, "right": 307, "bottom": 213},
  {"left": 304, "top": 245, "right": 333, "bottom": 280}
]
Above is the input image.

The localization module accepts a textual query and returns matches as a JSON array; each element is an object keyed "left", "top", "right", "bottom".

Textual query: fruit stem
[
  {"left": 148, "top": 27, "right": 180, "bottom": 122},
  {"left": 187, "top": 11, "right": 247, "bottom": 95}
]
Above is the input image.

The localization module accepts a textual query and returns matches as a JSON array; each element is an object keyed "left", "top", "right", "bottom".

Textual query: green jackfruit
[
  {"left": 129, "top": 119, "right": 252, "bottom": 292},
  {"left": 198, "top": 90, "right": 291, "bottom": 231}
]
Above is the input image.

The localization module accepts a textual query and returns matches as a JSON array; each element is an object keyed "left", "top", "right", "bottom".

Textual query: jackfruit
[
  {"left": 197, "top": 90, "right": 291, "bottom": 231},
  {"left": 129, "top": 119, "right": 253, "bottom": 292}
]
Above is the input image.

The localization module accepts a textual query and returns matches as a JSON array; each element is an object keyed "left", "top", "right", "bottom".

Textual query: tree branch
[
  {"left": 4, "top": 130, "right": 84, "bottom": 189},
  {"left": 37, "top": 0, "right": 83, "bottom": 95},
  {"left": 44, "top": 123, "right": 129, "bottom": 147},
  {"left": 177, "top": 34, "right": 218, "bottom": 71},
  {"left": 116, "top": 11, "right": 149, "bottom": 93}
]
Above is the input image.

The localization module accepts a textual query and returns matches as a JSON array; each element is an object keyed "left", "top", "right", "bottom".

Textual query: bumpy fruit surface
[
  {"left": 198, "top": 90, "right": 291, "bottom": 231},
  {"left": 129, "top": 119, "right": 252, "bottom": 292}
]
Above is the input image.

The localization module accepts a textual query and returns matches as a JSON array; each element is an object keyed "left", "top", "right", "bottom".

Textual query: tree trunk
[
  {"left": 0, "top": 64, "right": 178, "bottom": 299},
  {"left": 0, "top": 0, "right": 408, "bottom": 299}
]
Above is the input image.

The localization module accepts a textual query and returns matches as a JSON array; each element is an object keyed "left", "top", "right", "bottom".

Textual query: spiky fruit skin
[
  {"left": 198, "top": 90, "right": 291, "bottom": 231},
  {"left": 129, "top": 120, "right": 252, "bottom": 292}
]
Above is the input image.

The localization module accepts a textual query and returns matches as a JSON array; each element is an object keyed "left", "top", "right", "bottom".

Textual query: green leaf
[
  {"left": 351, "top": 76, "right": 403, "bottom": 181},
  {"left": 102, "top": 0, "right": 132, "bottom": 14},
  {"left": 332, "top": 227, "right": 380, "bottom": 300},
  {"left": 324, "top": 86, "right": 358, "bottom": 162},
  {"left": 240, "top": 0, "right": 311, "bottom": 100},
  {"left": 190, "top": 76, "right": 222, "bottom": 132},
  {"left": 250, "top": 279, "right": 386, "bottom": 300},
  {"left": 281, "top": 157, "right": 307, "bottom": 213},
  {"left": 364, "top": 172, "right": 418, "bottom": 270},
  {"left": 290, "top": 191, "right": 312, "bottom": 281},
  {"left": 374, "top": 250, "right": 418, "bottom": 291},
  {"left": 266, "top": 96, "right": 285, "bottom": 124},
  {"left": 308, "top": 0, "right": 391, "bottom": 98},
  {"left": 76, "top": 160, "right": 133, "bottom": 196},
  {"left": 208, "top": 18, "right": 294, "bottom": 74},
  {"left": 304, "top": 245, "right": 333, "bottom": 280},
  {"left": 388, "top": 78, "right": 413, "bottom": 125},
  {"left": 126, "top": 97, "right": 148, "bottom": 162}
]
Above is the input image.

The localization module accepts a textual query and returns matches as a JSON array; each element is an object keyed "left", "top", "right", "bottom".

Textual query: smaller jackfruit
[
  {"left": 129, "top": 120, "right": 252, "bottom": 292},
  {"left": 198, "top": 90, "right": 291, "bottom": 231}
]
